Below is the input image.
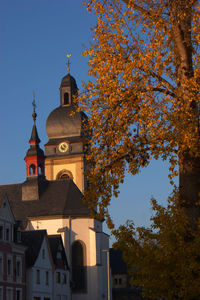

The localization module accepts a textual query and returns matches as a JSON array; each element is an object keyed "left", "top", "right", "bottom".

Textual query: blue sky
[{"left": 0, "top": 0, "right": 176, "bottom": 243}]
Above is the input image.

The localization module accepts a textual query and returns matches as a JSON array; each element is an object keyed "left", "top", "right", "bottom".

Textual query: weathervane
[
  {"left": 32, "top": 91, "right": 37, "bottom": 123},
  {"left": 66, "top": 53, "right": 71, "bottom": 73}
]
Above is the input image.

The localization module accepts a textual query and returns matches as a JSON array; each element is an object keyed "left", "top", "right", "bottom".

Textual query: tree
[
  {"left": 79, "top": 0, "right": 200, "bottom": 225},
  {"left": 78, "top": 1, "right": 200, "bottom": 297},
  {"left": 113, "top": 192, "right": 200, "bottom": 299}
]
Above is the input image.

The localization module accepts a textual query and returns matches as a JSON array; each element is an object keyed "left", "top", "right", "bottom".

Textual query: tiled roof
[
  {"left": 0, "top": 177, "right": 90, "bottom": 221},
  {"left": 48, "top": 234, "right": 69, "bottom": 270},
  {"left": 21, "top": 230, "right": 46, "bottom": 267}
]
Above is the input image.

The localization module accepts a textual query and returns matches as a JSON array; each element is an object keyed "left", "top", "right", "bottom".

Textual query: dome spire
[
  {"left": 66, "top": 54, "right": 71, "bottom": 74},
  {"left": 29, "top": 92, "right": 40, "bottom": 143}
]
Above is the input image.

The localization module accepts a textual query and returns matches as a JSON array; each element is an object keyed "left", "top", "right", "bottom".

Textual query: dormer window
[{"left": 64, "top": 92, "right": 69, "bottom": 105}]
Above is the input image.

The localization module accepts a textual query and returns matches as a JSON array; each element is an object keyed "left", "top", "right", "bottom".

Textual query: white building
[
  {"left": 48, "top": 235, "right": 70, "bottom": 300},
  {"left": 21, "top": 230, "right": 54, "bottom": 300},
  {"left": 21, "top": 230, "right": 70, "bottom": 300}
]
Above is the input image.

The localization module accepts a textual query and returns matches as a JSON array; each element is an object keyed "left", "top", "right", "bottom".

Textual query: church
[{"left": 0, "top": 70, "right": 109, "bottom": 300}]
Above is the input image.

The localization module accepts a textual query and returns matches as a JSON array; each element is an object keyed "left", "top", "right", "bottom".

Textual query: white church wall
[
  {"left": 30, "top": 218, "right": 96, "bottom": 265},
  {"left": 30, "top": 217, "right": 109, "bottom": 300}
]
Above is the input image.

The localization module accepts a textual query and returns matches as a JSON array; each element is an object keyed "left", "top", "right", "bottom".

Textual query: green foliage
[{"left": 113, "top": 192, "right": 200, "bottom": 299}]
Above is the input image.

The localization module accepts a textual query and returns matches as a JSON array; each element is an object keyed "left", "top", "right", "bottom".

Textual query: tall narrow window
[
  {"left": 71, "top": 241, "right": 87, "bottom": 293},
  {"left": 36, "top": 270, "right": 40, "bottom": 284},
  {"left": 38, "top": 165, "right": 42, "bottom": 175},
  {"left": 62, "top": 273, "right": 67, "bottom": 284},
  {"left": 16, "top": 289, "right": 22, "bottom": 300},
  {"left": 0, "top": 256, "right": 3, "bottom": 277},
  {"left": 45, "top": 271, "right": 49, "bottom": 285},
  {"left": 6, "top": 288, "right": 12, "bottom": 300},
  {"left": 16, "top": 260, "right": 21, "bottom": 277},
  {"left": 30, "top": 164, "right": 36, "bottom": 175},
  {"left": 6, "top": 228, "right": 10, "bottom": 241},
  {"left": 0, "top": 226, "right": 3, "bottom": 240},
  {"left": 7, "top": 259, "right": 12, "bottom": 276},
  {"left": 56, "top": 272, "right": 60, "bottom": 283},
  {"left": 64, "top": 93, "right": 69, "bottom": 105}
]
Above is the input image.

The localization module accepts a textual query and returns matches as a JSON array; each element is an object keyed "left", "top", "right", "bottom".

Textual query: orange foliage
[{"left": 78, "top": 0, "right": 200, "bottom": 224}]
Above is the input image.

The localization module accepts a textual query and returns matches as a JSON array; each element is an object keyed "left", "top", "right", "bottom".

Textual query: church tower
[
  {"left": 45, "top": 72, "right": 88, "bottom": 193},
  {"left": 24, "top": 102, "right": 45, "bottom": 178},
  {"left": 0, "top": 67, "right": 109, "bottom": 300}
]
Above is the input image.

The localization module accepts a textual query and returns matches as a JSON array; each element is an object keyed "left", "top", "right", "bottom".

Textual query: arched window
[
  {"left": 56, "top": 170, "right": 73, "bottom": 181},
  {"left": 30, "top": 164, "right": 36, "bottom": 175},
  {"left": 71, "top": 241, "right": 87, "bottom": 293},
  {"left": 64, "top": 93, "right": 69, "bottom": 105},
  {"left": 38, "top": 165, "right": 42, "bottom": 175},
  {"left": 59, "top": 173, "right": 70, "bottom": 180}
]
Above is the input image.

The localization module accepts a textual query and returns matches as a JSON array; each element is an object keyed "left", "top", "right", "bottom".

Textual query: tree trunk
[
  {"left": 179, "top": 153, "right": 200, "bottom": 222},
  {"left": 170, "top": 0, "right": 200, "bottom": 223}
]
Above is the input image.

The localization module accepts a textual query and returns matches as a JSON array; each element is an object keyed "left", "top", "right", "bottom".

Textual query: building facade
[{"left": 0, "top": 195, "right": 26, "bottom": 300}]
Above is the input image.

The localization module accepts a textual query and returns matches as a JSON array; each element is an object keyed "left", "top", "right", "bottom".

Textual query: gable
[
  {"left": 34, "top": 236, "right": 53, "bottom": 269},
  {"left": 0, "top": 194, "right": 15, "bottom": 223}
]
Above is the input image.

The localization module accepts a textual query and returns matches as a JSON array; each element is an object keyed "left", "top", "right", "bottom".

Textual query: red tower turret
[{"left": 24, "top": 99, "right": 45, "bottom": 178}]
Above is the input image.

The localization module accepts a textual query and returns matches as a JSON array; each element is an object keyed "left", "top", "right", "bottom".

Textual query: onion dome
[{"left": 46, "top": 73, "right": 88, "bottom": 141}]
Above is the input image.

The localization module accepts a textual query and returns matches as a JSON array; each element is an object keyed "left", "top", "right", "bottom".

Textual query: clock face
[{"left": 58, "top": 142, "right": 69, "bottom": 153}]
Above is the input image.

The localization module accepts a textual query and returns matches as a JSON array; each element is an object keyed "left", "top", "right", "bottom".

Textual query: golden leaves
[{"left": 78, "top": 0, "right": 200, "bottom": 221}]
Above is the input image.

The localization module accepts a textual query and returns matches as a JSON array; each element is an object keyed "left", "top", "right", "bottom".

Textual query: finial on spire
[
  {"left": 66, "top": 54, "right": 71, "bottom": 73},
  {"left": 32, "top": 91, "right": 37, "bottom": 124}
]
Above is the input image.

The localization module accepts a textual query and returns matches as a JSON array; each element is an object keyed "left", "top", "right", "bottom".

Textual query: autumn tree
[
  {"left": 113, "top": 192, "right": 200, "bottom": 299},
  {"left": 79, "top": 0, "right": 200, "bottom": 225},
  {"left": 78, "top": 1, "right": 200, "bottom": 298}
]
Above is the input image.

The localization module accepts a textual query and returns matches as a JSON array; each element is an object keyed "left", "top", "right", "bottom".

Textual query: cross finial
[
  {"left": 32, "top": 91, "right": 37, "bottom": 123},
  {"left": 66, "top": 54, "right": 71, "bottom": 73}
]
